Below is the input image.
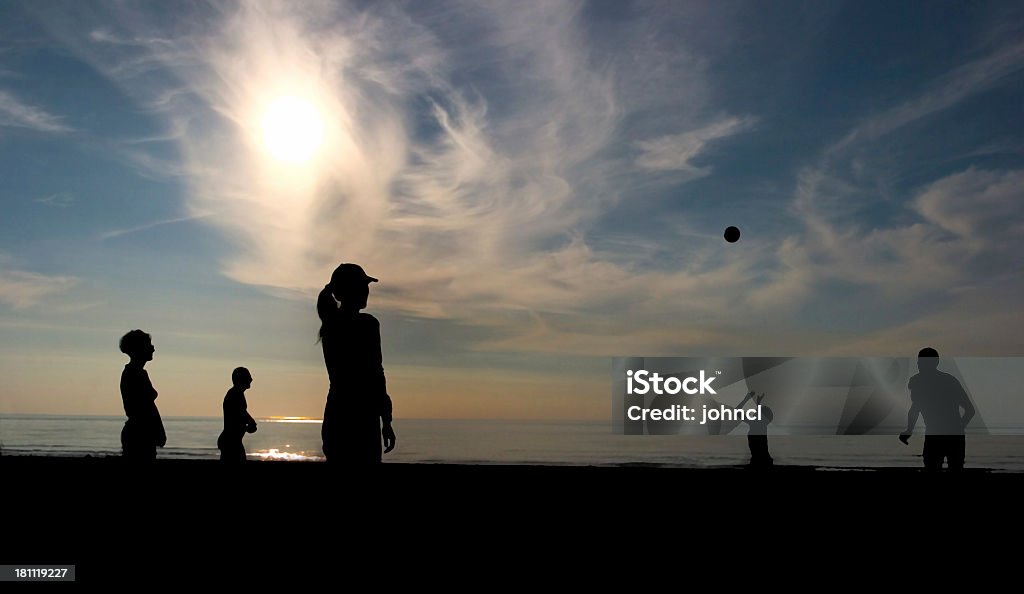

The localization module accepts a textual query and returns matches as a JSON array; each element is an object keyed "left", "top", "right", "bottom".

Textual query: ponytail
[{"left": 317, "top": 287, "right": 337, "bottom": 342}]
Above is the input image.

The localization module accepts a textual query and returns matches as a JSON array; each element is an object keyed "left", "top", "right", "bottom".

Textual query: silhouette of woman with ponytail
[{"left": 317, "top": 263, "right": 395, "bottom": 464}]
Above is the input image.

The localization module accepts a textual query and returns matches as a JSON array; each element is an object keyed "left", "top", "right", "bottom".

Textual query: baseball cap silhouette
[{"left": 330, "top": 263, "right": 378, "bottom": 290}]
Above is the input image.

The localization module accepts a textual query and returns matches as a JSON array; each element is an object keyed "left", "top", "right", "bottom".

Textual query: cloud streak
[
  {"left": 634, "top": 116, "right": 755, "bottom": 175},
  {"left": 33, "top": 192, "right": 74, "bottom": 207},
  {"left": 99, "top": 212, "right": 213, "bottom": 240},
  {"left": 0, "top": 89, "right": 70, "bottom": 133},
  {"left": 0, "top": 268, "right": 77, "bottom": 309},
  {"left": 831, "top": 40, "right": 1024, "bottom": 153}
]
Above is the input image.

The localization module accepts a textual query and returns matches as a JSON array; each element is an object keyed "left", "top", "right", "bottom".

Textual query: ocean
[{"left": 2, "top": 414, "right": 1023, "bottom": 470}]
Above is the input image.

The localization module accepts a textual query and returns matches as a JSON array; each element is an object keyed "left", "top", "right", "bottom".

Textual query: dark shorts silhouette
[
  {"left": 747, "top": 435, "right": 773, "bottom": 467},
  {"left": 923, "top": 435, "right": 965, "bottom": 471},
  {"left": 322, "top": 390, "right": 383, "bottom": 464},
  {"left": 217, "top": 432, "right": 247, "bottom": 463},
  {"left": 121, "top": 422, "right": 157, "bottom": 462}
]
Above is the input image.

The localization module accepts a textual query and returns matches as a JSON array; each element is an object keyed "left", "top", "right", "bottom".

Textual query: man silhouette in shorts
[{"left": 899, "top": 348, "right": 975, "bottom": 471}]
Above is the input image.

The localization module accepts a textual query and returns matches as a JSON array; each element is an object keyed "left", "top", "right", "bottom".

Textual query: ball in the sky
[{"left": 724, "top": 226, "right": 741, "bottom": 243}]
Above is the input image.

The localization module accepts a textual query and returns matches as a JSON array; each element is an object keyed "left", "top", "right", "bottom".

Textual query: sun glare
[{"left": 261, "top": 96, "right": 324, "bottom": 164}]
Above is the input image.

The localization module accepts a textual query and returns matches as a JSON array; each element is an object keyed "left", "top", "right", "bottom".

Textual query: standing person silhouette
[
  {"left": 118, "top": 330, "right": 166, "bottom": 462},
  {"left": 899, "top": 347, "right": 976, "bottom": 471},
  {"left": 217, "top": 367, "right": 257, "bottom": 463},
  {"left": 317, "top": 263, "right": 395, "bottom": 464},
  {"left": 736, "top": 391, "right": 773, "bottom": 468}
]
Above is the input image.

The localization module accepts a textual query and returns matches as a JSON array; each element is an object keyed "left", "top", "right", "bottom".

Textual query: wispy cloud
[
  {"left": 750, "top": 35, "right": 1024, "bottom": 349},
  {"left": 634, "top": 116, "right": 755, "bottom": 175},
  {"left": 0, "top": 89, "right": 71, "bottom": 133},
  {"left": 99, "top": 212, "right": 213, "bottom": 240},
  {"left": 771, "top": 166, "right": 1023, "bottom": 300},
  {"left": 33, "top": 192, "right": 74, "bottom": 207},
  {"left": 831, "top": 40, "right": 1024, "bottom": 153},
  {"left": 88, "top": 28, "right": 173, "bottom": 48},
  {"left": 0, "top": 269, "right": 78, "bottom": 309},
  {"left": 0, "top": 88, "right": 71, "bottom": 132}
]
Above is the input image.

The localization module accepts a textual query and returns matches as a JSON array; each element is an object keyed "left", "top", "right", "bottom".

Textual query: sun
[{"left": 261, "top": 96, "right": 324, "bottom": 164}]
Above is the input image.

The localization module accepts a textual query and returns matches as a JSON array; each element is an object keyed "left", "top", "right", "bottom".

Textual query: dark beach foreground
[{"left": 4, "top": 455, "right": 1021, "bottom": 580}]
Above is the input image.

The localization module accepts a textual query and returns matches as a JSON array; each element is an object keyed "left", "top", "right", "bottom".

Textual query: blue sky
[{"left": 0, "top": 1, "right": 1022, "bottom": 418}]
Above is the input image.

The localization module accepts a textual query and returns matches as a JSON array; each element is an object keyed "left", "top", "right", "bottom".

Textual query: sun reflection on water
[
  {"left": 249, "top": 448, "right": 323, "bottom": 462},
  {"left": 261, "top": 417, "right": 323, "bottom": 424}
]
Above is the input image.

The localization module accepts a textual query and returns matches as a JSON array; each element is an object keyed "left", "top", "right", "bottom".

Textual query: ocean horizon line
[{"left": 0, "top": 413, "right": 605, "bottom": 424}]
